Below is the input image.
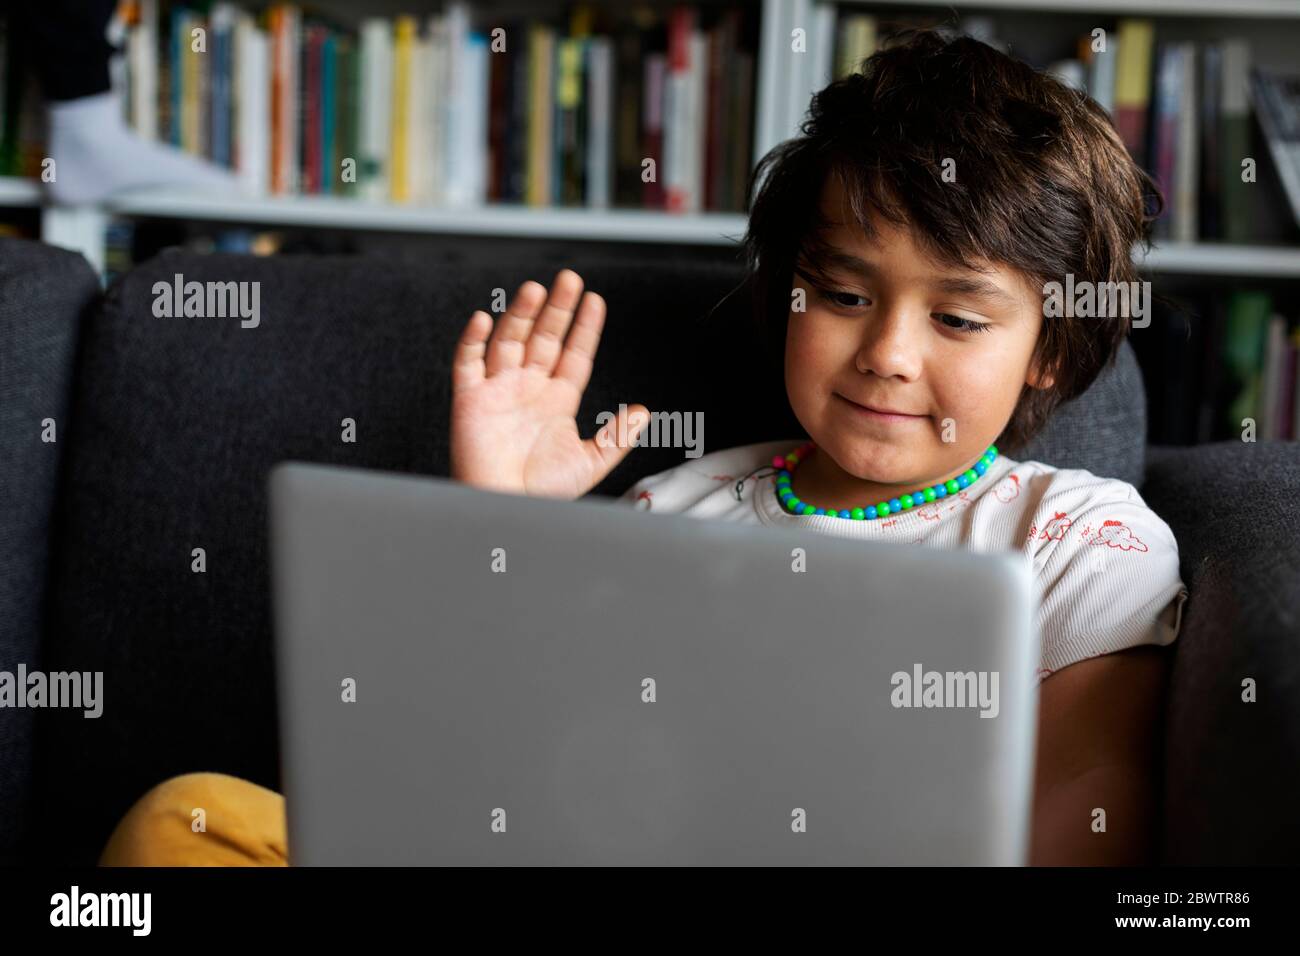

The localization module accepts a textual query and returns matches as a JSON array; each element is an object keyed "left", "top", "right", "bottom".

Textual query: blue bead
[
  {"left": 888, "top": 499, "right": 901, "bottom": 513},
  {"left": 838, "top": 509, "right": 851, "bottom": 519},
  {"left": 935, "top": 485, "right": 947, "bottom": 498},
  {"left": 814, "top": 508, "right": 827, "bottom": 516},
  {"left": 975, "top": 461, "right": 987, "bottom": 475},
  {"left": 865, "top": 508, "right": 877, "bottom": 519},
  {"left": 957, "top": 474, "right": 969, "bottom": 488}
]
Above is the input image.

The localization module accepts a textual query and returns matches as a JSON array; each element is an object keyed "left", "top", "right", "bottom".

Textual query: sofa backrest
[{"left": 25, "top": 247, "right": 1145, "bottom": 863}]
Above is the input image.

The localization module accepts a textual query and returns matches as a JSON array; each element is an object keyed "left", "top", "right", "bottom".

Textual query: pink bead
[{"left": 772, "top": 455, "right": 786, "bottom": 469}]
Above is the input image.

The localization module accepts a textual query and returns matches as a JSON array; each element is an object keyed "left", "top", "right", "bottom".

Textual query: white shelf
[
  {"left": 0, "top": 176, "right": 42, "bottom": 206},
  {"left": 103, "top": 189, "right": 750, "bottom": 246},
  {"left": 94, "top": 190, "right": 1300, "bottom": 275},
  {"left": 1136, "top": 243, "right": 1300, "bottom": 277},
  {"left": 853, "top": 0, "right": 1300, "bottom": 18}
]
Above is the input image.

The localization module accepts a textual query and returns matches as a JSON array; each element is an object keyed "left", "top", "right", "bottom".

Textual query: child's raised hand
[{"left": 450, "top": 269, "right": 650, "bottom": 500}]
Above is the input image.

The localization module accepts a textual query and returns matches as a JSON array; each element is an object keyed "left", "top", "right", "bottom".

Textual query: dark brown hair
[{"left": 742, "top": 29, "right": 1160, "bottom": 452}]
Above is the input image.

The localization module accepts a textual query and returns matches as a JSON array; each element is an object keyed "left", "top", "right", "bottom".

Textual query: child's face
[{"left": 785, "top": 176, "right": 1053, "bottom": 486}]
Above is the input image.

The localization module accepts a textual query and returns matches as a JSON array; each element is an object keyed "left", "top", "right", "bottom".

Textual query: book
[
  {"left": 586, "top": 36, "right": 613, "bottom": 209},
  {"left": 525, "top": 24, "right": 555, "bottom": 207},
  {"left": 358, "top": 19, "right": 392, "bottom": 201},
  {"left": 642, "top": 51, "right": 665, "bottom": 209},
  {"left": 388, "top": 15, "right": 414, "bottom": 203},
  {"left": 1219, "top": 39, "right": 1253, "bottom": 243},
  {"left": 1223, "top": 291, "right": 1273, "bottom": 436},
  {"left": 1259, "top": 314, "right": 1288, "bottom": 440},
  {"left": 234, "top": 9, "right": 269, "bottom": 194},
  {"left": 1114, "top": 19, "right": 1154, "bottom": 168},
  {"left": 835, "top": 14, "right": 876, "bottom": 80}
]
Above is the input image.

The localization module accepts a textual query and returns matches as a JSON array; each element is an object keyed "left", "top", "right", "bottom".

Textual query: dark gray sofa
[{"left": 2, "top": 236, "right": 1297, "bottom": 865}]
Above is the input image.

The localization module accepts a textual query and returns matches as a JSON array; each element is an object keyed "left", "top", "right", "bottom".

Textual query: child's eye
[
  {"left": 816, "top": 287, "right": 868, "bottom": 309},
  {"left": 935, "top": 313, "right": 992, "bottom": 335}
]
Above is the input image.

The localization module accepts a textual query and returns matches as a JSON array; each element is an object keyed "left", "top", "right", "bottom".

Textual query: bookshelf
[
  {"left": 0, "top": 1, "right": 1295, "bottom": 447},
  {"left": 6, "top": 3, "right": 1300, "bottom": 279}
]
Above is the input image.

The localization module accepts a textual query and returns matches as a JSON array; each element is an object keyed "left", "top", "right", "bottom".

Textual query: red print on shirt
[
  {"left": 635, "top": 490, "right": 653, "bottom": 511},
  {"left": 1089, "top": 518, "right": 1149, "bottom": 553},
  {"left": 1039, "top": 511, "right": 1072, "bottom": 540},
  {"left": 914, "top": 491, "right": 972, "bottom": 522},
  {"left": 993, "top": 473, "right": 1021, "bottom": 503},
  {"left": 711, "top": 474, "right": 734, "bottom": 482}
]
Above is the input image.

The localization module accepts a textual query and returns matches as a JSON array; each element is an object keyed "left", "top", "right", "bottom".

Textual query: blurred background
[{"left": 0, "top": 0, "right": 1297, "bottom": 447}]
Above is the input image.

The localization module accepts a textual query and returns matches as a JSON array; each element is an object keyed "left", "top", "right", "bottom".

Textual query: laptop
[{"left": 268, "top": 461, "right": 1038, "bottom": 866}]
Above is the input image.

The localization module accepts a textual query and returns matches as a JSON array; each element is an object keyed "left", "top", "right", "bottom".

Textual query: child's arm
[
  {"left": 450, "top": 269, "right": 650, "bottom": 498},
  {"left": 1028, "top": 645, "right": 1170, "bottom": 866}
]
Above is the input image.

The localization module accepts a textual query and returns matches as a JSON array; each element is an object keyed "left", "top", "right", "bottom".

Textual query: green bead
[
  {"left": 989, "top": 444, "right": 998, "bottom": 456},
  {"left": 850, "top": 507, "right": 866, "bottom": 520},
  {"left": 875, "top": 503, "right": 890, "bottom": 518},
  {"left": 800, "top": 503, "right": 817, "bottom": 515},
  {"left": 901, "top": 494, "right": 914, "bottom": 509},
  {"left": 923, "top": 488, "right": 936, "bottom": 502},
  {"left": 964, "top": 469, "right": 977, "bottom": 482},
  {"left": 945, "top": 479, "right": 959, "bottom": 494}
]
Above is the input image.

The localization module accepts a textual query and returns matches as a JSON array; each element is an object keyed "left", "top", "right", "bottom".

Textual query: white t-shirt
[{"left": 620, "top": 439, "right": 1189, "bottom": 682}]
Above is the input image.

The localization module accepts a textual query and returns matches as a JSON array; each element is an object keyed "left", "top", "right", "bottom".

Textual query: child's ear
[{"left": 1026, "top": 360, "right": 1056, "bottom": 391}]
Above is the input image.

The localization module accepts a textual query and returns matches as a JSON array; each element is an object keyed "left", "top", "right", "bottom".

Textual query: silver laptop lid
[{"left": 269, "top": 462, "right": 1037, "bottom": 865}]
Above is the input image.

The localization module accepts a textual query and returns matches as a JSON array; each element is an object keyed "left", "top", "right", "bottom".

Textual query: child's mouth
[{"left": 835, "top": 393, "right": 929, "bottom": 425}]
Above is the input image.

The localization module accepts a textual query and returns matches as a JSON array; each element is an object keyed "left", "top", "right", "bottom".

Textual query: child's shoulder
[
  {"left": 1004, "top": 457, "right": 1148, "bottom": 510},
  {"left": 1001, "top": 457, "right": 1178, "bottom": 559}
]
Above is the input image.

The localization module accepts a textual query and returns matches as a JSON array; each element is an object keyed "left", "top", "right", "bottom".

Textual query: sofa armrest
[
  {"left": 0, "top": 238, "right": 99, "bottom": 864},
  {"left": 1141, "top": 440, "right": 1300, "bottom": 864}
]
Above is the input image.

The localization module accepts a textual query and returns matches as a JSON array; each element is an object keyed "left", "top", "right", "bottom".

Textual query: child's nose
[{"left": 852, "top": 307, "right": 925, "bottom": 379}]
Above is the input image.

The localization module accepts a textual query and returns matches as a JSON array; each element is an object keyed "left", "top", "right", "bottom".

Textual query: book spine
[
  {"left": 643, "top": 52, "right": 665, "bottom": 209},
  {"left": 389, "top": 15, "right": 414, "bottom": 203},
  {"left": 586, "top": 36, "right": 612, "bottom": 209},
  {"left": 1114, "top": 19, "right": 1154, "bottom": 168},
  {"left": 321, "top": 31, "right": 335, "bottom": 195},
  {"left": 525, "top": 26, "right": 554, "bottom": 207},
  {"left": 1173, "top": 44, "right": 1199, "bottom": 243},
  {"left": 358, "top": 20, "right": 391, "bottom": 202},
  {"left": 1220, "top": 39, "right": 1252, "bottom": 242}
]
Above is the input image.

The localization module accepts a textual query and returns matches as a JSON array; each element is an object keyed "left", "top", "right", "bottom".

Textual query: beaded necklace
[{"left": 772, "top": 442, "right": 1000, "bottom": 520}]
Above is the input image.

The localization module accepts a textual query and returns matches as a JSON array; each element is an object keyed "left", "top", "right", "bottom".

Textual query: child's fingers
[
  {"left": 451, "top": 310, "right": 493, "bottom": 392},
  {"left": 552, "top": 290, "right": 606, "bottom": 395},
  {"left": 526, "top": 277, "right": 594, "bottom": 375},
  {"left": 584, "top": 402, "right": 650, "bottom": 481},
  {"left": 484, "top": 279, "right": 548, "bottom": 376}
]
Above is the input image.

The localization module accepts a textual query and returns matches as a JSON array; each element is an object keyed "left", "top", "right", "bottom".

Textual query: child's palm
[{"left": 450, "top": 270, "right": 648, "bottom": 499}]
